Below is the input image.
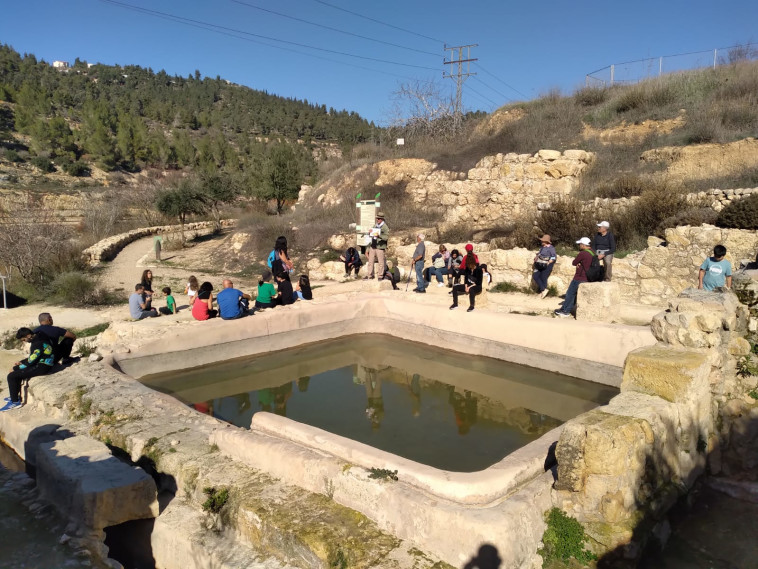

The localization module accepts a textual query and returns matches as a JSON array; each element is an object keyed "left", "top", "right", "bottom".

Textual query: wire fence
[{"left": 585, "top": 43, "right": 758, "bottom": 87}]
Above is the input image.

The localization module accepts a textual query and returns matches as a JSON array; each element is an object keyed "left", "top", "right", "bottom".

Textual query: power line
[
  {"left": 231, "top": 0, "right": 439, "bottom": 57},
  {"left": 309, "top": 0, "right": 444, "bottom": 44},
  {"left": 99, "top": 0, "right": 438, "bottom": 71},
  {"left": 467, "top": 85, "right": 497, "bottom": 109},
  {"left": 471, "top": 76, "right": 513, "bottom": 104},
  {"left": 475, "top": 64, "right": 528, "bottom": 99}
]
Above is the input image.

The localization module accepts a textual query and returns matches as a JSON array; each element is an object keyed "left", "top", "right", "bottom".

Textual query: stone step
[{"left": 36, "top": 435, "right": 159, "bottom": 530}]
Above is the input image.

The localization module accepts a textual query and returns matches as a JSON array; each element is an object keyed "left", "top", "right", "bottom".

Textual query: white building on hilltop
[{"left": 52, "top": 60, "right": 69, "bottom": 69}]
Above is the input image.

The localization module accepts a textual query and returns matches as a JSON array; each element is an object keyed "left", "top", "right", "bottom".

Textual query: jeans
[
  {"left": 415, "top": 260, "right": 426, "bottom": 290},
  {"left": 7, "top": 365, "right": 51, "bottom": 403},
  {"left": 533, "top": 263, "right": 554, "bottom": 292},
  {"left": 560, "top": 280, "right": 581, "bottom": 315},
  {"left": 430, "top": 266, "right": 449, "bottom": 283},
  {"left": 344, "top": 261, "right": 361, "bottom": 276}
]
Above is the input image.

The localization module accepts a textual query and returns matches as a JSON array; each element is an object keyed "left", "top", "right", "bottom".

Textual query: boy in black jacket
[{"left": 2, "top": 328, "right": 55, "bottom": 411}]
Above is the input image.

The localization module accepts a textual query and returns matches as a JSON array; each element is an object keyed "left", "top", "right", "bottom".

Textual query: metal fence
[{"left": 585, "top": 43, "right": 758, "bottom": 87}]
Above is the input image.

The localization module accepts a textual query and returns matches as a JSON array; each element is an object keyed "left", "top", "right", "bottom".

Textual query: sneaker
[
  {"left": 344, "top": 273, "right": 350, "bottom": 278},
  {"left": 540, "top": 289, "right": 549, "bottom": 299},
  {"left": 437, "top": 282, "right": 445, "bottom": 287},
  {"left": 415, "top": 289, "right": 426, "bottom": 293},
  {"left": 3, "top": 397, "right": 10, "bottom": 402},
  {"left": 467, "top": 306, "right": 475, "bottom": 312},
  {"left": 0, "top": 400, "right": 22, "bottom": 412},
  {"left": 555, "top": 311, "right": 571, "bottom": 318}
]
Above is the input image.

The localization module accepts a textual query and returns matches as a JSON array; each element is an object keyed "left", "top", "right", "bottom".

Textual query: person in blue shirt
[
  {"left": 216, "top": 279, "right": 252, "bottom": 320},
  {"left": 698, "top": 245, "right": 732, "bottom": 291}
]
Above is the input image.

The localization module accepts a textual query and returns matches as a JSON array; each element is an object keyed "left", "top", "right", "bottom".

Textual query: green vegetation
[
  {"left": 368, "top": 468, "right": 399, "bottom": 481},
  {"left": 538, "top": 508, "right": 597, "bottom": 565},
  {"left": 736, "top": 355, "right": 758, "bottom": 378},
  {"left": 202, "top": 486, "right": 230, "bottom": 514},
  {"left": 491, "top": 281, "right": 558, "bottom": 297},
  {"left": 69, "top": 386, "right": 94, "bottom": 420},
  {"left": 76, "top": 340, "right": 97, "bottom": 359},
  {"left": 748, "top": 388, "right": 758, "bottom": 400},
  {"left": 71, "top": 322, "right": 110, "bottom": 337},
  {"left": 716, "top": 194, "right": 758, "bottom": 230}
]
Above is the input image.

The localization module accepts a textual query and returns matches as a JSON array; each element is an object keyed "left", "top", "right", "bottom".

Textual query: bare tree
[
  {"left": 387, "top": 79, "right": 459, "bottom": 141},
  {"left": 0, "top": 192, "right": 76, "bottom": 284}
]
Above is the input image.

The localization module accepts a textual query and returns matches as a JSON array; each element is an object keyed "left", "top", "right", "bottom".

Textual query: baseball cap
[
  {"left": 597, "top": 221, "right": 610, "bottom": 228},
  {"left": 576, "top": 237, "right": 591, "bottom": 246}
]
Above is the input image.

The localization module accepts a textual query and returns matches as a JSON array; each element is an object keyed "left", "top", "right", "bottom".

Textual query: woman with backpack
[{"left": 268, "top": 236, "right": 293, "bottom": 276}]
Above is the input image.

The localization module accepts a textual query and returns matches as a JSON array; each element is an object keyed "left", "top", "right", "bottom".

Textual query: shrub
[
  {"left": 538, "top": 508, "right": 597, "bottom": 564},
  {"left": 45, "top": 272, "right": 120, "bottom": 306},
  {"left": 536, "top": 199, "right": 596, "bottom": 246},
  {"left": 30, "top": 156, "right": 55, "bottom": 173},
  {"left": 574, "top": 86, "right": 608, "bottom": 107},
  {"left": 5, "top": 149, "right": 22, "bottom": 162},
  {"left": 658, "top": 207, "right": 718, "bottom": 231},
  {"left": 202, "top": 486, "right": 230, "bottom": 513},
  {"left": 716, "top": 194, "right": 758, "bottom": 229},
  {"left": 597, "top": 175, "right": 647, "bottom": 199},
  {"left": 62, "top": 160, "right": 91, "bottom": 177}
]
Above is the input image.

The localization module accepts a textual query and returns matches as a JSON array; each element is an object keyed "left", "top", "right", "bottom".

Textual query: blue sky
[{"left": 1, "top": 0, "right": 755, "bottom": 124}]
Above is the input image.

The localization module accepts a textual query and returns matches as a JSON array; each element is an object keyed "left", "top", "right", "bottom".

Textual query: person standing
[
  {"left": 34, "top": 312, "right": 77, "bottom": 364},
  {"left": 412, "top": 234, "right": 427, "bottom": 293},
  {"left": 533, "top": 234, "right": 557, "bottom": 299},
  {"left": 592, "top": 221, "right": 616, "bottom": 281},
  {"left": 216, "top": 279, "right": 252, "bottom": 319},
  {"left": 554, "top": 237, "right": 594, "bottom": 318},
  {"left": 1, "top": 328, "right": 55, "bottom": 411},
  {"left": 364, "top": 212, "right": 388, "bottom": 280},
  {"left": 698, "top": 245, "right": 732, "bottom": 291}
]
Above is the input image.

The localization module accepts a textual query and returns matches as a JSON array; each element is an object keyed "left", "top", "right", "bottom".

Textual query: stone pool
[{"left": 140, "top": 335, "right": 617, "bottom": 472}]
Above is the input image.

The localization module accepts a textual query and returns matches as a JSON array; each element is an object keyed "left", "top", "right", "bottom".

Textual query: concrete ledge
[{"left": 248, "top": 411, "right": 561, "bottom": 506}]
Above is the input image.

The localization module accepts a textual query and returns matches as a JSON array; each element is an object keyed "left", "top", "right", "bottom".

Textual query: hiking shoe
[
  {"left": 449, "top": 304, "right": 458, "bottom": 310},
  {"left": 0, "top": 400, "right": 22, "bottom": 412},
  {"left": 467, "top": 306, "right": 475, "bottom": 312},
  {"left": 540, "top": 289, "right": 549, "bottom": 299}
]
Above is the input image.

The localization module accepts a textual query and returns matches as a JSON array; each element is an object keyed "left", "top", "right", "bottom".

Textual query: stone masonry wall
[
  {"left": 552, "top": 290, "right": 753, "bottom": 560},
  {"left": 316, "top": 225, "right": 758, "bottom": 307}
]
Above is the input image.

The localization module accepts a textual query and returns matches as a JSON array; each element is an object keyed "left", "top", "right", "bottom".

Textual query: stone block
[
  {"left": 537, "top": 149, "right": 561, "bottom": 160},
  {"left": 576, "top": 282, "right": 621, "bottom": 323},
  {"left": 563, "top": 149, "right": 589, "bottom": 161},
  {"left": 36, "top": 436, "right": 158, "bottom": 530},
  {"left": 621, "top": 346, "right": 710, "bottom": 403}
]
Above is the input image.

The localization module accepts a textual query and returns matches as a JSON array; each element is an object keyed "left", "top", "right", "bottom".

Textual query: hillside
[{"left": 0, "top": 44, "right": 378, "bottom": 182}]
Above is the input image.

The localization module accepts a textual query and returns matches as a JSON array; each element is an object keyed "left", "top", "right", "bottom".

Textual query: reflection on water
[{"left": 141, "top": 335, "right": 617, "bottom": 472}]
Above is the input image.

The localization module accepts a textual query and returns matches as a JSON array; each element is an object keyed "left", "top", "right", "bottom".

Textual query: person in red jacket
[{"left": 554, "top": 237, "right": 593, "bottom": 318}]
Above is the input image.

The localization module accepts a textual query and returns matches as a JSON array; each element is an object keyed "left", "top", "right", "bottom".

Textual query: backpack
[
  {"left": 585, "top": 253, "right": 605, "bottom": 282},
  {"left": 266, "top": 249, "right": 277, "bottom": 269}
]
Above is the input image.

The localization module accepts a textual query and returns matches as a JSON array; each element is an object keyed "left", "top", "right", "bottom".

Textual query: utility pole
[{"left": 443, "top": 44, "right": 477, "bottom": 128}]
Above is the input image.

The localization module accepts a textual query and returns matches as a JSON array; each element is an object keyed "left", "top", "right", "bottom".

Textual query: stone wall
[
  {"left": 315, "top": 225, "right": 758, "bottom": 307},
  {"left": 552, "top": 289, "right": 754, "bottom": 560},
  {"left": 81, "top": 219, "right": 236, "bottom": 266}
]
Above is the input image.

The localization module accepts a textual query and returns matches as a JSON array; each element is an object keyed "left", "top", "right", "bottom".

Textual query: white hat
[
  {"left": 597, "top": 221, "right": 610, "bottom": 228},
  {"left": 576, "top": 237, "right": 591, "bottom": 246}
]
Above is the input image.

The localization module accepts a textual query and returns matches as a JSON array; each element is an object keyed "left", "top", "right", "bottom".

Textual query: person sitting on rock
[
  {"left": 253, "top": 271, "right": 276, "bottom": 313},
  {"left": 140, "top": 269, "right": 155, "bottom": 310},
  {"left": 217, "top": 279, "right": 252, "bottom": 320},
  {"left": 295, "top": 274, "right": 313, "bottom": 301},
  {"left": 34, "top": 312, "right": 77, "bottom": 364},
  {"left": 698, "top": 244, "right": 732, "bottom": 291},
  {"left": 382, "top": 259, "right": 401, "bottom": 290},
  {"left": 554, "top": 237, "right": 593, "bottom": 318},
  {"left": 1, "top": 328, "right": 55, "bottom": 411},
  {"left": 129, "top": 284, "right": 160, "bottom": 320},
  {"left": 450, "top": 255, "right": 483, "bottom": 312},
  {"left": 447, "top": 249, "right": 463, "bottom": 287},
  {"left": 273, "top": 271, "right": 295, "bottom": 306},
  {"left": 192, "top": 282, "right": 217, "bottom": 321},
  {"left": 340, "top": 247, "right": 362, "bottom": 278},
  {"left": 592, "top": 221, "right": 616, "bottom": 281},
  {"left": 159, "top": 287, "right": 177, "bottom": 315},
  {"left": 425, "top": 244, "right": 450, "bottom": 288}
]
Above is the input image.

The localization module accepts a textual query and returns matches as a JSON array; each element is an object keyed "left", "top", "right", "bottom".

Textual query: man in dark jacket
[
  {"left": 555, "top": 237, "right": 594, "bottom": 318},
  {"left": 592, "top": 221, "right": 616, "bottom": 281},
  {"left": 34, "top": 312, "right": 77, "bottom": 364},
  {"left": 2, "top": 328, "right": 55, "bottom": 411}
]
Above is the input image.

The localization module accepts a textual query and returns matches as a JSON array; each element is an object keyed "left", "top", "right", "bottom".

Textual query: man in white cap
[
  {"left": 592, "top": 221, "right": 616, "bottom": 281},
  {"left": 555, "top": 237, "right": 594, "bottom": 318},
  {"left": 364, "top": 212, "right": 389, "bottom": 280}
]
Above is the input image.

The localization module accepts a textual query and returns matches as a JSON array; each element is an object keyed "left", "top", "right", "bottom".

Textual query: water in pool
[{"left": 140, "top": 334, "right": 617, "bottom": 472}]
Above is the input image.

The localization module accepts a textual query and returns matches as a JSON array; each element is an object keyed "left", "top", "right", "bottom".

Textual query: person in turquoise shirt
[
  {"left": 698, "top": 245, "right": 732, "bottom": 291},
  {"left": 253, "top": 271, "right": 277, "bottom": 312}
]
